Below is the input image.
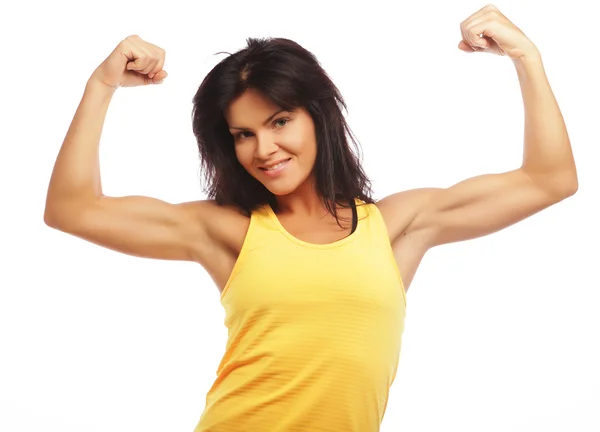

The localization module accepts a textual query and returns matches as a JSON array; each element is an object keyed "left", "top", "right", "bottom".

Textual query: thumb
[
  {"left": 126, "top": 61, "right": 143, "bottom": 70},
  {"left": 150, "top": 70, "right": 168, "bottom": 85},
  {"left": 458, "top": 40, "right": 481, "bottom": 53}
]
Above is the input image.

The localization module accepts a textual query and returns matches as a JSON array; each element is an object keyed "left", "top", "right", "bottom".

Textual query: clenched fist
[{"left": 90, "top": 35, "right": 168, "bottom": 89}]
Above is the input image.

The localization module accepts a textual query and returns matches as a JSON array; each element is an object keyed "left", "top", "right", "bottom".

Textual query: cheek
[
  {"left": 303, "top": 138, "right": 318, "bottom": 162},
  {"left": 234, "top": 145, "right": 251, "bottom": 167},
  {"left": 291, "top": 131, "right": 316, "bottom": 155}
]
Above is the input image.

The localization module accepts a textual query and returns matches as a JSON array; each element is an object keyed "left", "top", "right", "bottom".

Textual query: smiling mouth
[{"left": 259, "top": 158, "right": 291, "bottom": 171}]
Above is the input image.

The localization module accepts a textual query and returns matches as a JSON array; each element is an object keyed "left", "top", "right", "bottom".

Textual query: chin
[
  {"left": 263, "top": 183, "right": 299, "bottom": 196},
  {"left": 268, "top": 170, "right": 315, "bottom": 196}
]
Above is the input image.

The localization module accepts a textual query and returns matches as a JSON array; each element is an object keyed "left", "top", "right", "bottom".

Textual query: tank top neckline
[{"left": 264, "top": 197, "right": 364, "bottom": 250}]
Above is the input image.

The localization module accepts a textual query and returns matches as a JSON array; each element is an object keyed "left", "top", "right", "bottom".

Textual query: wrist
[
  {"left": 83, "top": 78, "right": 117, "bottom": 107},
  {"left": 512, "top": 44, "right": 542, "bottom": 66},
  {"left": 87, "top": 74, "right": 119, "bottom": 94}
]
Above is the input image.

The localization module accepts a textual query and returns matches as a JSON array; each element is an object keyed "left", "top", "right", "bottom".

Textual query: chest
[
  {"left": 278, "top": 219, "right": 353, "bottom": 244},
  {"left": 222, "top": 241, "right": 405, "bottom": 317},
  {"left": 276, "top": 210, "right": 355, "bottom": 245}
]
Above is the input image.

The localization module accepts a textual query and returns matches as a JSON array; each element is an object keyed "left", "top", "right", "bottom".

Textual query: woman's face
[{"left": 225, "top": 89, "right": 318, "bottom": 196}]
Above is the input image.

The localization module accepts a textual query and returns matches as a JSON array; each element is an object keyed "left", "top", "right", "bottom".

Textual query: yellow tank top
[{"left": 194, "top": 198, "right": 407, "bottom": 432}]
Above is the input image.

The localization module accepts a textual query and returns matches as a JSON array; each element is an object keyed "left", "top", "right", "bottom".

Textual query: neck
[{"left": 274, "top": 177, "right": 328, "bottom": 217}]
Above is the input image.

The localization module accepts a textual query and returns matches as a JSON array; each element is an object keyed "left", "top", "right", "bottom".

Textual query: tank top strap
[{"left": 246, "top": 197, "right": 389, "bottom": 249}]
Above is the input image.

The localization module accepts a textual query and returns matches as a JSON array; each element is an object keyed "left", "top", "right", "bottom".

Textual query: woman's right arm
[{"left": 44, "top": 38, "right": 219, "bottom": 264}]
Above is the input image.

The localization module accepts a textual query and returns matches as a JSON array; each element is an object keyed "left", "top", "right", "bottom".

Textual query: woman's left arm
[{"left": 379, "top": 4, "right": 578, "bottom": 249}]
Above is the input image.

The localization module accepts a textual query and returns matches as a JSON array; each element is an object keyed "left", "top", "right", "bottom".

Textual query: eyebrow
[{"left": 229, "top": 108, "right": 287, "bottom": 131}]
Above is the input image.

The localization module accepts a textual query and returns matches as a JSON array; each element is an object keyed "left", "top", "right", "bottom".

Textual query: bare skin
[
  {"left": 185, "top": 199, "right": 423, "bottom": 295},
  {"left": 45, "top": 15, "right": 578, "bottom": 304}
]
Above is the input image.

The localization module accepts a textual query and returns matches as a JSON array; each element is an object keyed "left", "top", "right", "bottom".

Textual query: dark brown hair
[{"left": 191, "top": 37, "right": 375, "bottom": 228}]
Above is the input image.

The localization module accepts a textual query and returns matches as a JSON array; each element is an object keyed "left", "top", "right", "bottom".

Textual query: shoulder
[
  {"left": 374, "top": 188, "right": 441, "bottom": 243},
  {"left": 180, "top": 199, "right": 250, "bottom": 259}
]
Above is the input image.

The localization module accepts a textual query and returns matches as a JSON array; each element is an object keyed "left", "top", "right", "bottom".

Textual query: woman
[{"left": 43, "top": 4, "right": 578, "bottom": 431}]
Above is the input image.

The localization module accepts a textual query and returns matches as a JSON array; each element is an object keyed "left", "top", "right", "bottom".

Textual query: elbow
[
  {"left": 560, "top": 171, "right": 579, "bottom": 198},
  {"left": 531, "top": 169, "right": 579, "bottom": 200},
  {"left": 44, "top": 208, "right": 64, "bottom": 230},
  {"left": 43, "top": 202, "right": 59, "bottom": 228},
  {"left": 566, "top": 179, "right": 578, "bottom": 197},
  {"left": 561, "top": 161, "right": 579, "bottom": 196},
  {"left": 522, "top": 164, "right": 578, "bottom": 199},
  {"left": 43, "top": 193, "right": 95, "bottom": 230},
  {"left": 43, "top": 201, "right": 78, "bottom": 231},
  {"left": 553, "top": 175, "right": 578, "bottom": 201},
  {"left": 43, "top": 213, "right": 54, "bottom": 228}
]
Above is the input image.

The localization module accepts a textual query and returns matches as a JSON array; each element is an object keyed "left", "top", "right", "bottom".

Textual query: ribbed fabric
[{"left": 194, "top": 198, "right": 407, "bottom": 432}]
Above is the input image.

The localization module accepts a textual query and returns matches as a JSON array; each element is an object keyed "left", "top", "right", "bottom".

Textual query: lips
[{"left": 259, "top": 158, "right": 291, "bottom": 170}]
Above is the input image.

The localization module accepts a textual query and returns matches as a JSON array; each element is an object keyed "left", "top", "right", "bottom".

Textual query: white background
[{"left": 1, "top": 1, "right": 598, "bottom": 431}]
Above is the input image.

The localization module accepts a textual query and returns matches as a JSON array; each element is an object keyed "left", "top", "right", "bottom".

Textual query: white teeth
[{"left": 264, "top": 159, "right": 289, "bottom": 171}]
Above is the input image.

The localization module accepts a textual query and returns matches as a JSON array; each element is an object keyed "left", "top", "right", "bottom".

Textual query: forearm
[
  {"left": 514, "top": 52, "right": 578, "bottom": 192},
  {"left": 45, "top": 78, "right": 116, "bottom": 221}
]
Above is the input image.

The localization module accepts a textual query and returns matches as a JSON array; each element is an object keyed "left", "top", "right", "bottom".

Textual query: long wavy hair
[{"left": 191, "top": 36, "right": 375, "bottom": 228}]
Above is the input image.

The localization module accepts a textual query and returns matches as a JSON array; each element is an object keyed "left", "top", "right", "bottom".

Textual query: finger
[
  {"left": 140, "top": 57, "right": 159, "bottom": 75},
  {"left": 146, "top": 66, "right": 167, "bottom": 85},
  {"left": 125, "top": 44, "right": 154, "bottom": 71},
  {"left": 152, "top": 70, "right": 168, "bottom": 81},
  {"left": 460, "top": 6, "right": 498, "bottom": 47},
  {"left": 149, "top": 70, "right": 167, "bottom": 85},
  {"left": 458, "top": 40, "right": 479, "bottom": 52},
  {"left": 137, "top": 45, "right": 160, "bottom": 74},
  {"left": 126, "top": 53, "right": 149, "bottom": 71},
  {"left": 148, "top": 51, "right": 166, "bottom": 79},
  {"left": 468, "top": 19, "right": 499, "bottom": 49},
  {"left": 148, "top": 71, "right": 167, "bottom": 85},
  {"left": 460, "top": 6, "right": 489, "bottom": 41}
]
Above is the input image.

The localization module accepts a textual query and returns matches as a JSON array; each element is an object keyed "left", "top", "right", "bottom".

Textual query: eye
[
  {"left": 235, "top": 117, "right": 290, "bottom": 141},
  {"left": 274, "top": 118, "right": 289, "bottom": 128}
]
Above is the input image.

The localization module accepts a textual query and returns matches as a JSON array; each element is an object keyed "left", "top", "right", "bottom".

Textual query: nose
[{"left": 254, "top": 131, "right": 279, "bottom": 160}]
